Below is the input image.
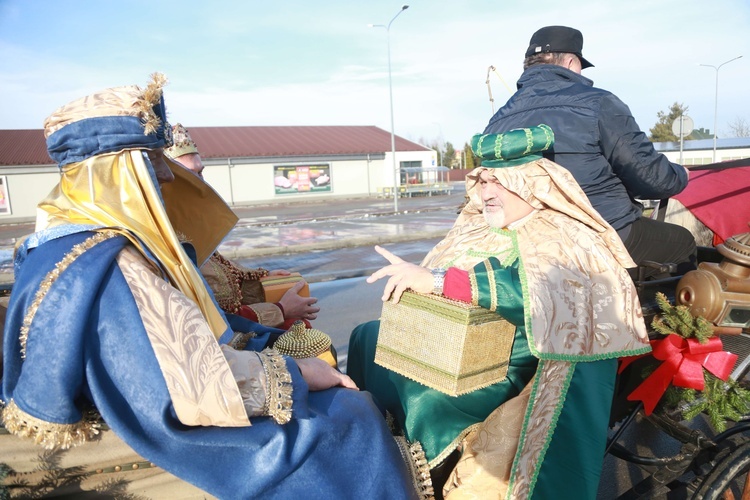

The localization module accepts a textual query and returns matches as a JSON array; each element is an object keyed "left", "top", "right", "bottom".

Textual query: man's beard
[{"left": 483, "top": 206, "right": 506, "bottom": 228}]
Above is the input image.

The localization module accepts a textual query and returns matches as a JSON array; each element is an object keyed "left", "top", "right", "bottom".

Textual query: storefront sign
[{"left": 273, "top": 164, "right": 331, "bottom": 195}]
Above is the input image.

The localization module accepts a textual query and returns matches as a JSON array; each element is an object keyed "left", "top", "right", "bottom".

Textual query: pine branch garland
[
  {"left": 650, "top": 292, "right": 750, "bottom": 431},
  {"left": 651, "top": 292, "right": 713, "bottom": 343},
  {"left": 672, "top": 376, "right": 750, "bottom": 432}
]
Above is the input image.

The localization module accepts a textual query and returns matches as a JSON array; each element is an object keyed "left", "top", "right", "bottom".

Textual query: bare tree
[{"left": 725, "top": 117, "right": 750, "bottom": 138}]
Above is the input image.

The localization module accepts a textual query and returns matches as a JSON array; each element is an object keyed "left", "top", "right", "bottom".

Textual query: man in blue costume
[
  {"left": 348, "top": 125, "right": 650, "bottom": 499},
  {"left": 1, "top": 74, "right": 432, "bottom": 499}
]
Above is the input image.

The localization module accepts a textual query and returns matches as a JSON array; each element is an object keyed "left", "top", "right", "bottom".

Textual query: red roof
[
  {"left": 0, "top": 130, "right": 49, "bottom": 166},
  {"left": 0, "top": 126, "right": 429, "bottom": 166},
  {"left": 189, "top": 126, "right": 429, "bottom": 158}
]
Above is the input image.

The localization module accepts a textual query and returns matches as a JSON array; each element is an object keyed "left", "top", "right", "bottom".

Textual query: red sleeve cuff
[
  {"left": 274, "top": 302, "right": 286, "bottom": 318},
  {"left": 238, "top": 305, "right": 259, "bottom": 322},
  {"left": 443, "top": 267, "right": 471, "bottom": 303}
]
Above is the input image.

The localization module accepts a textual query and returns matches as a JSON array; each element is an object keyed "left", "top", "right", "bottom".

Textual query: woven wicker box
[{"left": 375, "top": 291, "right": 515, "bottom": 397}]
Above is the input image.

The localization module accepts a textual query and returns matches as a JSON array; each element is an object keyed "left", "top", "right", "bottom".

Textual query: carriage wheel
[{"left": 693, "top": 441, "right": 750, "bottom": 500}]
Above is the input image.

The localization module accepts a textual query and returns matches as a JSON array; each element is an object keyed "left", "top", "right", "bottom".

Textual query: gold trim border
[{"left": 259, "top": 349, "right": 294, "bottom": 424}]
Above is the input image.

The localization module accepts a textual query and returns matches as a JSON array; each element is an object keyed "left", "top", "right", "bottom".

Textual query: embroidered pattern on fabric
[
  {"left": 523, "top": 127, "right": 534, "bottom": 156},
  {"left": 469, "top": 270, "right": 479, "bottom": 307},
  {"left": 213, "top": 252, "right": 268, "bottom": 282},
  {"left": 246, "top": 303, "right": 284, "bottom": 328},
  {"left": 518, "top": 212, "right": 649, "bottom": 360},
  {"left": 1, "top": 400, "right": 101, "bottom": 450},
  {"left": 494, "top": 133, "right": 505, "bottom": 161},
  {"left": 540, "top": 125, "right": 554, "bottom": 150},
  {"left": 393, "top": 436, "right": 434, "bottom": 500},
  {"left": 19, "top": 230, "right": 118, "bottom": 358},
  {"left": 509, "top": 360, "right": 572, "bottom": 499},
  {"left": 524, "top": 361, "right": 575, "bottom": 497},
  {"left": 466, "top": 246, "right": 514, "bottom": 264},
  {"left": 475, "top": 135, "right": 486, "bottom": 160},
  {"left": 482, "top": 260, "right": 498, "bottom": 313},
  {"left": 443, "top": 382, "right": 532, "bottom": 499},
  {"left": 205, "top": 253, "right": 269, "bottom": 314},
  {"left": 220, "top": 346, "right": 268, "bottom": 418},
  {"left": 258, "top": 349, "right": 293, "bottom": 424},
  {"left": 227, "top": 331, "right": 257, "bottom": 351},
  {"left": 206, "top": 253, "right": 243, "bottom": 313},
  {"left": 117, "top": 247, "right": 249, "bottom": 427}
]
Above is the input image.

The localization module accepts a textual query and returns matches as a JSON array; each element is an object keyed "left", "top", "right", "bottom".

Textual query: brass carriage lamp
[{"left": 676, "top": 231, "right": 750, "bottom": 329}]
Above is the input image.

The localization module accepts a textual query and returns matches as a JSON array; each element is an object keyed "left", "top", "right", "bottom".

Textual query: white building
[
  {"left": 654, "top": 137, "right": 750, "bottom": 165},
  {"left": 0, "top": 126, "right": 436, "bottom": 222}
]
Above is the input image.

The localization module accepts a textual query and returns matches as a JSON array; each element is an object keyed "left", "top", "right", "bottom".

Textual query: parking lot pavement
[{"left": 0, "top": 188, "right": 466, "bottom": 283}]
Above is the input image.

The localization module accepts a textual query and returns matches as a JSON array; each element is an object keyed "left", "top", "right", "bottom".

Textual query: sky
[{"left": 1, "top": 0, "right": 749, "bottom": 149}]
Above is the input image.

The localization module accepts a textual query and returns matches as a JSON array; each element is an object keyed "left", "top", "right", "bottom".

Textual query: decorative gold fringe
[
  {"left": 227, "top": 330, "right": 257, "bottom": 351},
  {"left": 1, "top": 400, "right": 101, "bottom": 450},
  {"left": 19, "top": 230, "right": 118, "bottom": 358},
  {"left": 394, "top": 436, "right": 435, "bottom": 500},
  {"left": 385, "top": 410, "right": 400, "bottom": 436},
  {"left": 259, "top": 349, "right": 294, "bottom": 425},
  {"left": 136, "top": 72, "right": 168, "bottom": 136}
]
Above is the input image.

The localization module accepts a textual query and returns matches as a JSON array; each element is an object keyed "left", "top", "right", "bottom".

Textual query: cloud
[{"left": 1, "top": 0, "right": 749, "bottom": 146}]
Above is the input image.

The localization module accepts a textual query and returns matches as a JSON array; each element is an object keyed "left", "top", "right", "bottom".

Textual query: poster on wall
[
  {"left": 273, "top": 164, "right": 331, "bottom": 195},
  {"left": 0, "top": 176, "right": 11, "bottom": 215}
]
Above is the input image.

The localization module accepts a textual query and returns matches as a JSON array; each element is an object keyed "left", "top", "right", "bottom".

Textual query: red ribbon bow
[{"left": 618, "top": 335, "right": 737, "bottom": 415}]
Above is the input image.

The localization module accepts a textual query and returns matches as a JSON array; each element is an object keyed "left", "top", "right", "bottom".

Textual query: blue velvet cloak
[{"left": 3, "top": 230, "right": 418, "bottom": 499}]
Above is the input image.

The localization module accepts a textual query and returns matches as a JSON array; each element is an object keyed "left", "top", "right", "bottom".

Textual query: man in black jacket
[{"left": 484, "top": 25, "right": 696, "bottom": 278}]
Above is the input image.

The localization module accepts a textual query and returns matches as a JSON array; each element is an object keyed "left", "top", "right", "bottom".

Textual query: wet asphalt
[{"left": 0, "top": 186, "right": 467, "bottom": 284}]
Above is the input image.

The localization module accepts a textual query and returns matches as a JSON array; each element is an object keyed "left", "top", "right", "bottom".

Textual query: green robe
[{"left": 348, "top": 256, "right": 617, "bottom": 499}]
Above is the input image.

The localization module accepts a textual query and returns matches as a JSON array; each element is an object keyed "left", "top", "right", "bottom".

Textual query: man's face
[
  {"left": 146, "top": 148, "right": 175, "bottom": 185},
  {"left": 479, "top": 169, "right": 534, "bottom": 228},
  {"left": 175, "top": 153, "right": 205, "bottom": 179}
]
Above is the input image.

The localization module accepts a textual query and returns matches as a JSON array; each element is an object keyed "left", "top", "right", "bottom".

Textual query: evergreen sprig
[
  {"left": 651, "top": 292, "right": 713, "bottom": 343},
  {"left": 667, "top": 377, "right": 750, "bottom": 432},
  {"left": 649, "top": 292, "right": 750, "bottom": 431}
]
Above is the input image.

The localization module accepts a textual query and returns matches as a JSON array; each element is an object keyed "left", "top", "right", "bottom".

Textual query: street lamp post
[
  {"left": 370, "top": 5, "right": 409, "bottom": 213},
  {"left": 700, "top": 55, "right": 742, "bottom": 162}
]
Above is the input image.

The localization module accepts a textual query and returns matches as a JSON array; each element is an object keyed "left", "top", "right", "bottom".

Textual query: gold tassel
[{"left": 136, "top": 72, "right": 168, "bottom": 136}]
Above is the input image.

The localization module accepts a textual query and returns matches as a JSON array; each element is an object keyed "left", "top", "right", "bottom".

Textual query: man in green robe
[{"left": 348, "top": 124, "right": 651, "bottom": 499}]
